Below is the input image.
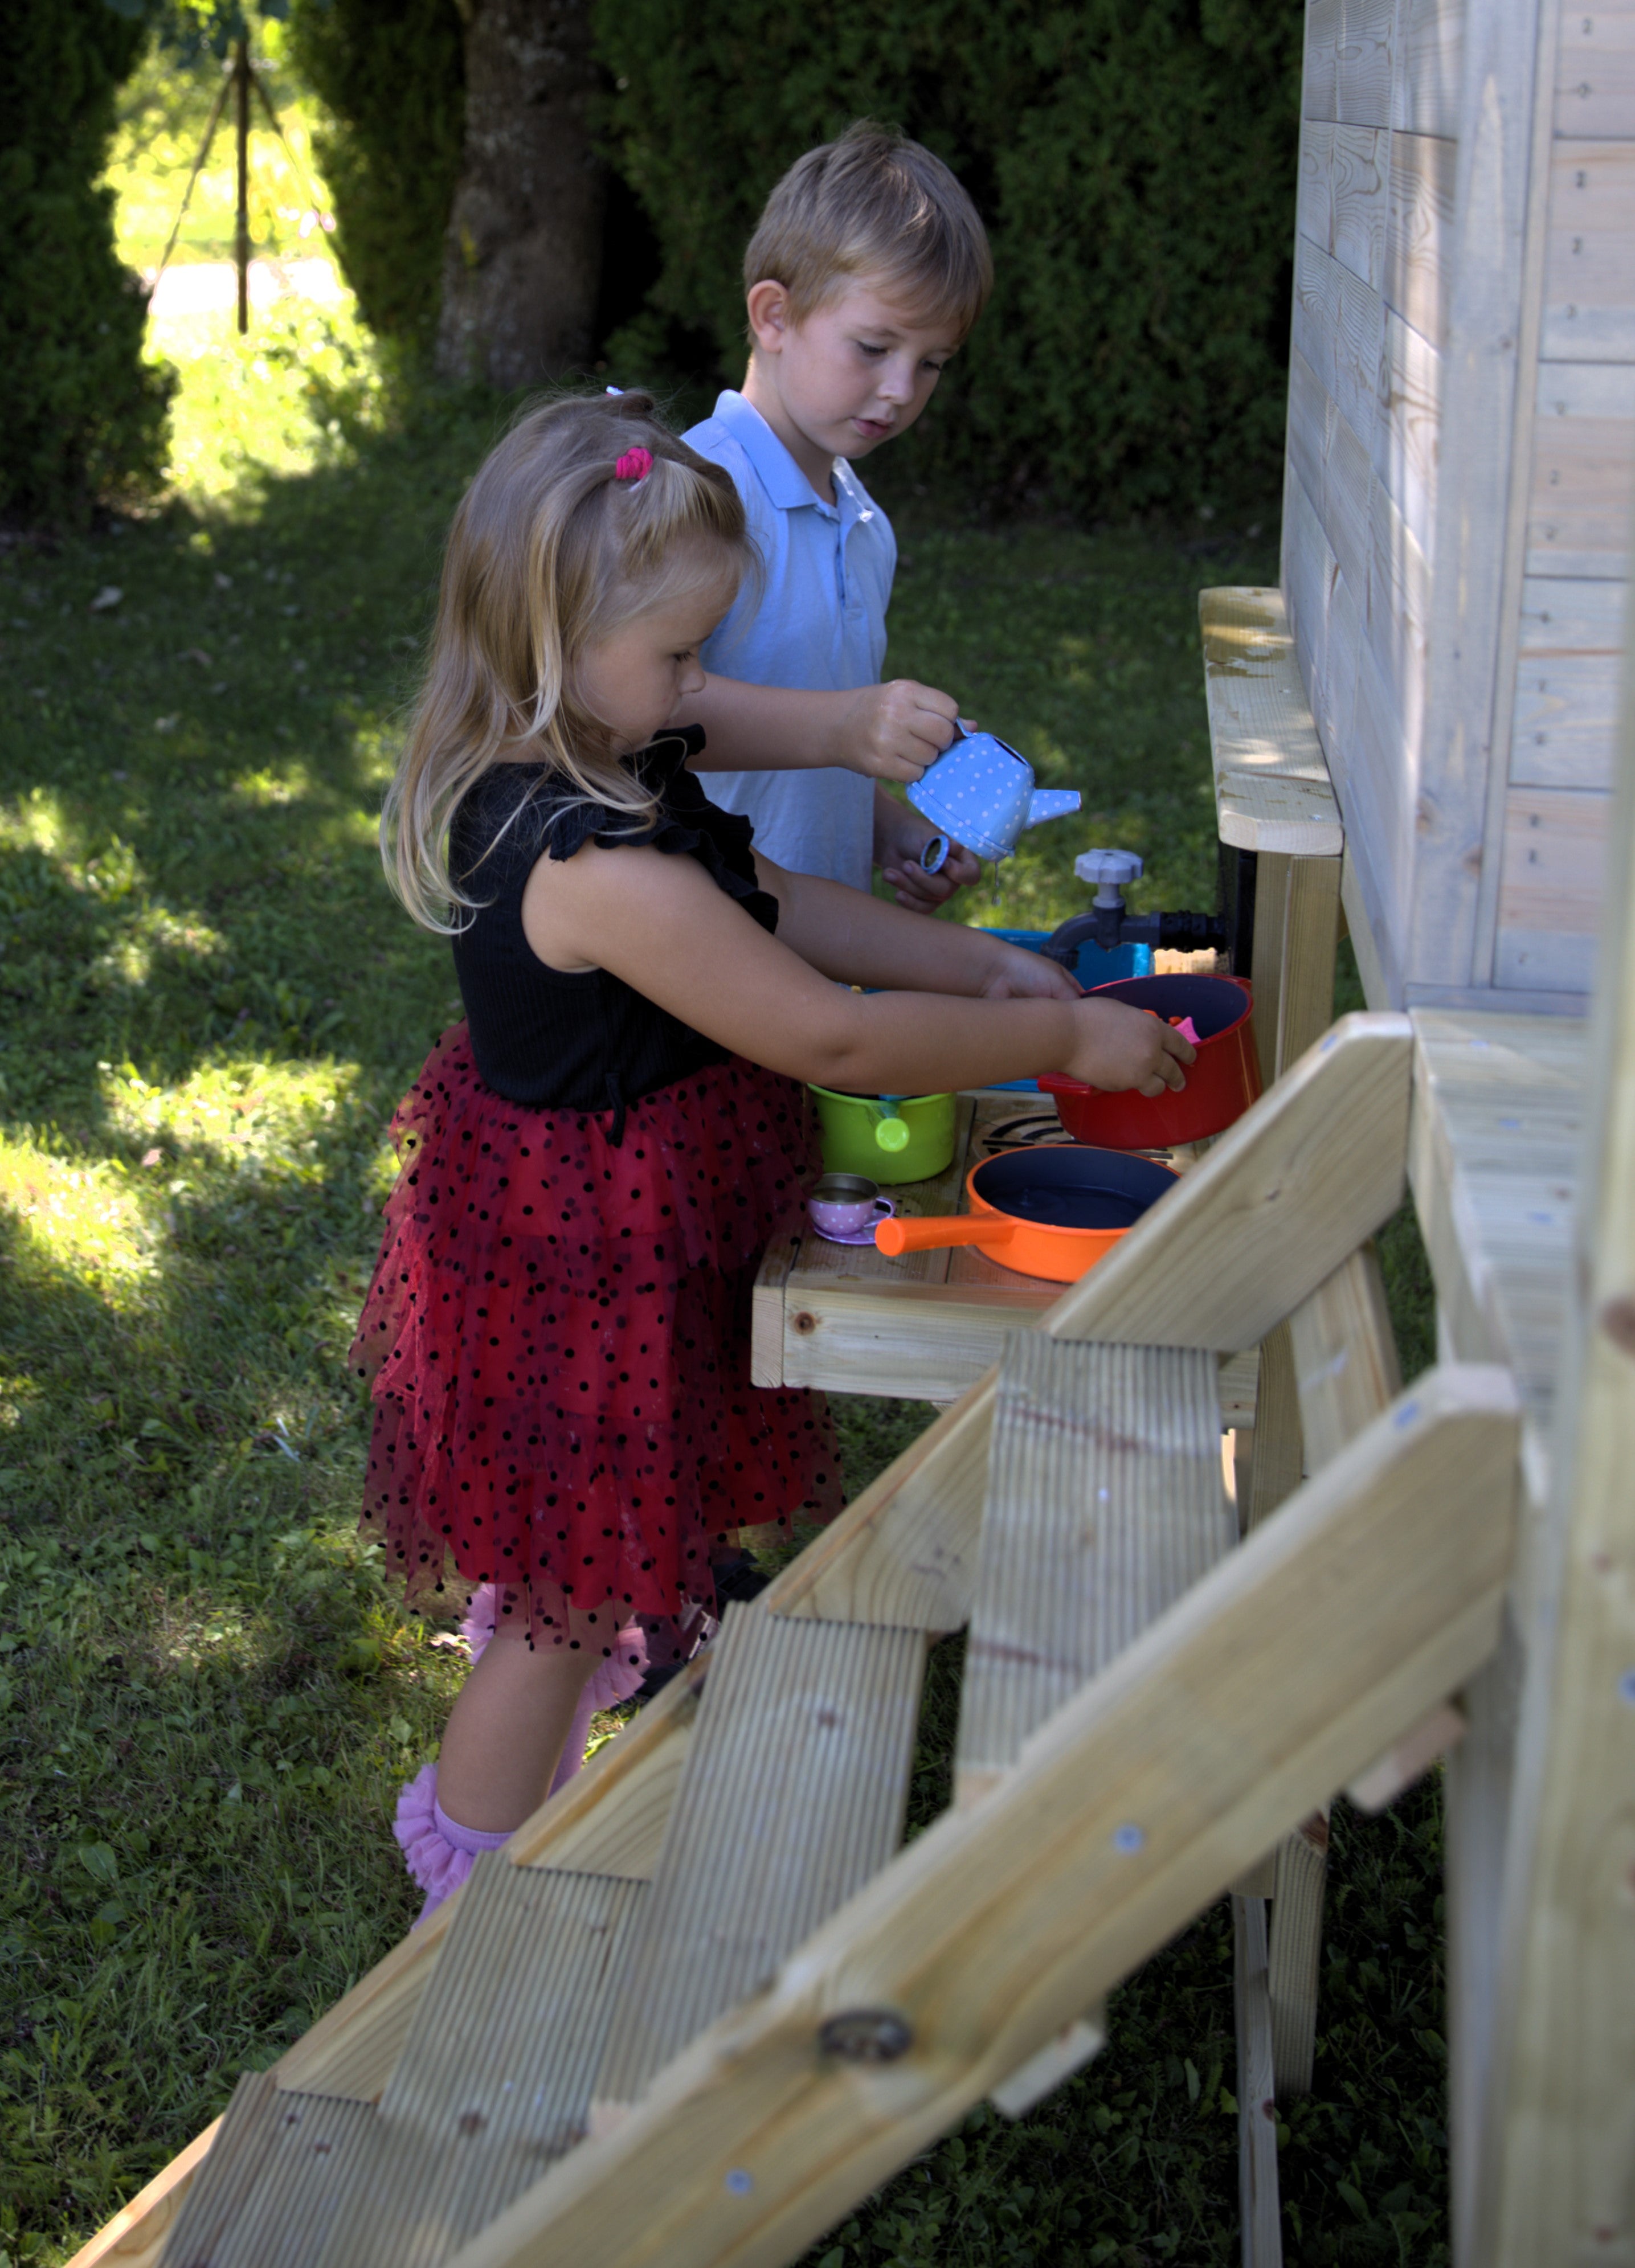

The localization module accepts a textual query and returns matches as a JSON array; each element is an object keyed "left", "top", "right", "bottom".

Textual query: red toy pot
[{"left": 1040, "top": 973, "right": 1261, "bottom": 1149}]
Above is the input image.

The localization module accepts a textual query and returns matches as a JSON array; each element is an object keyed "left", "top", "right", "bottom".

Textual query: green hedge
[
  {"left": 593, "top": 0, "right": 1302, "bottom": 517},
  {"left": 0, "top": 1, "right": 173, "bottom": 527},
  {"left": 288, "top": 0, "right": 465, "bottom": 351}
]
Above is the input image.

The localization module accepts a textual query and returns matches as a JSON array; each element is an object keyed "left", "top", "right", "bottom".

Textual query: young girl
[{"left": 353, "top": 392, "right": 1192, "bottom": 1913}]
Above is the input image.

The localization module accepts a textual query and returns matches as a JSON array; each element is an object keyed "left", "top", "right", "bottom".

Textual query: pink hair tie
[{"left": 614, "top": 447, "right": 653, "bottom": 483}]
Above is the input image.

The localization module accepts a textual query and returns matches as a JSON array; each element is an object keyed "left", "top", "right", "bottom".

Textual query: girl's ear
[{"left": 745, "top": 279, "right": 792, "bottom": 354}]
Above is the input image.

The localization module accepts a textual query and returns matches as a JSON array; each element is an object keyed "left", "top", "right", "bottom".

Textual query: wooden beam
[
  {"left": 1199, "top": 588, "right": 1345, "bottom": 856},
  {"left": 769, "top": 1013, "right": 1413, "bottom": 1628},
  {"left": 439, "top": 1366, "right": 1518, "bottom": 2268},
  {"left": 1474, "top": 514, "right": 1635, "bottom": 2266}
]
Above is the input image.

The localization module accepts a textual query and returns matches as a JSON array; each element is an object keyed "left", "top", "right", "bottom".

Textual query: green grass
[{"left": 0, "top": 335, "right": 1443, "bottom": 2265}]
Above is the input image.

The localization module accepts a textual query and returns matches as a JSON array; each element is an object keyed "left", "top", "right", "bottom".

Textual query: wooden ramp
[{"left": 79, "top": 1016, "right": 1528, "bottom": 2268}]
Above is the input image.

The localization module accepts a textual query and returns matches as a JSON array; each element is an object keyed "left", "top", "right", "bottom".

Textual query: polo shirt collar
[{"left": 711, "top": 390, "right": 839, "bottom": 515}]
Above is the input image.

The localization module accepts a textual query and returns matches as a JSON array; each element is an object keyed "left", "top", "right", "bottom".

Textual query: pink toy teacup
[{"left": 808, "top": 1173, "right": 897, "bottom": 1239}]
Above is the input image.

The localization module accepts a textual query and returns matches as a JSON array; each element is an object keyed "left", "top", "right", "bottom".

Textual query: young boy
[{"left": 680, "top": 123, "right": 991, "bottom": 911}]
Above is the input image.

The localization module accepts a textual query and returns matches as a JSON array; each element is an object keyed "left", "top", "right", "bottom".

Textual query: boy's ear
[{"left": 745, "top": 279, "right": 792, "bottom": 354}]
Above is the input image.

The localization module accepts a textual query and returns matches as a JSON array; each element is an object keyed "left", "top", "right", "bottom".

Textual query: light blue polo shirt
[{"left": 683, "top": 390, "right": 896, "bottom": 892}]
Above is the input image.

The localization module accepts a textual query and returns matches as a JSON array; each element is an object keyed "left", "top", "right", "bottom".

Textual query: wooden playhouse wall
[{"left": 1281, "top": 0, "right": 1633, "bottom": 1014}]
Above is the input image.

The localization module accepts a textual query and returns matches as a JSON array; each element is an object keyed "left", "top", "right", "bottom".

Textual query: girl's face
[{"left": 576, "top": 556, "right": 738, "bottom": 751}]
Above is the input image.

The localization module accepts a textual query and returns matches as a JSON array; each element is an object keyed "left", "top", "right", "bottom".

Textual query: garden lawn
[{"left": 1, "top": 380, "right": 1438, "bottom": 2266}]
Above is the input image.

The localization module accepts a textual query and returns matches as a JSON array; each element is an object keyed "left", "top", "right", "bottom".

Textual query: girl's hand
[
  {"left": 831, "top": 679, "right": 960, "bottom": 783},
  {"left": 1063, "top": 999, "right": 1196, "bottom": 1095},
  {"left": 874, "top": 791, "right": 982, "bottom": 911},
  {"left": 975, "top": 942, "right": 1083, "bottom": 1001}
]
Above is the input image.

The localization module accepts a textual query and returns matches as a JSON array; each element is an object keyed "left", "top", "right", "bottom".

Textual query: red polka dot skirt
[{"left": 350, "top": 1026, "right": 840, "bottom": 1657}]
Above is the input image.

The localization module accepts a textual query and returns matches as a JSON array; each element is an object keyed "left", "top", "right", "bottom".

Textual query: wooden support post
[
  {"left": 1235, "top": 1894, "right": 1283, "bottom": 2267},
  {"left": 1472, "top": 566, "right": 1635, "bottom": 2264}
]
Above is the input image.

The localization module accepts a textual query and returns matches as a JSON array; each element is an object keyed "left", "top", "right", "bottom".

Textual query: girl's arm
[
  {"left": 521, "top": 842, "right": 1192, "bottom": 1100},
  {"left": 679, "top": 675, "right": 958, "bottom": 783},
  {"left": 757, "top": 860, "right": 1076, "bottom": 998}
]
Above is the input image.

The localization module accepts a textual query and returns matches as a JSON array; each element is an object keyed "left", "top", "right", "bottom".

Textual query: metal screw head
[{"left": 819, "top": 2008, "right": 914, "bottom": 2064}]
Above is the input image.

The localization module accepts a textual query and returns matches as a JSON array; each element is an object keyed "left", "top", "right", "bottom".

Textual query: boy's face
[{"left": 746, "top": 276, "right": 960, "bottom": 473}]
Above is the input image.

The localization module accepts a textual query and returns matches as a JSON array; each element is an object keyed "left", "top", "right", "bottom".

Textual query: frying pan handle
[{"left": 874, "top": 1214, "right": 1016, "bottom": 1257}]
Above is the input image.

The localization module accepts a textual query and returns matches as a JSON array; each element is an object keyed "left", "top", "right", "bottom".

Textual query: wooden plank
[
  {"left": 1323, "top": 399, "right": 1374, "bottom": 600},
  {"left": 1340, "top": 845, "right": 1395, "bottom": 1008},
  {"left": 1510, "top": 649, "right": 1623, "bottom": 789},
  {"left": 1331, "top": 124, "right": 1389, "bottom": 289},
  {"left": 1287, "top": 346, "right": 1333, "bottom": 513},
  {"left": 956, "top": 1337, "right": 1234, "bottom": 1801},
  {"left": 1306, "top": 0, "right": 1340, "bottom": 121},
  {"left": 1403, "top": 0, "right": 1546, "bottom": 997},
  {"left": 592, "top": 1606, "right": 925, "bottom": 2115},
  {"left": 1321, "top": 556, "right": 1363, "bottom": 787},
  {"left": 1543, "top": 141, "right": 1635, "bottom": 361},
  {"left": 1199, "top": 588, "right": 1344, "bottom": 855},
  {"left": 1235, "top": 1894, "right": 1284, "bottom": 2266},
  {"left": 1283, "top": 465, "right": 1335, "bottom": 742},
  {"left": 775, "top": 1278, "right": 1054, "bottom": 1399},
  {"left": 1518, "top": 568, "right": 1629, "bottom": 654},
  {"left": 162, "top": 2087, "right": 376, "bottom": 2268},
  {"left": 1495, "top": 784, "right": 1608, "bottom": 993},
  {"left": 1476, "top": 575, "right": 1635, "bottom": 2267},
  {"left": 310, "top": 1862, "right": 647, "bottom": 2268},
  {"left": 1526, "top": 361, "right": 1635, "bottom": 579},
  {"left": 1554, "top": 0, "right": 1635, "bottom": 138},
  {"left": 769, "top": 1014, "right": 1416, "bottom": 1628},
  {"left": 750, "top": 1223, "right": 802, "bottom": 1389},
  {"left": 1293, "top": 228, "right": 1341, "bottom": 404},
  {"left": 63, "top": 2121, "right": 222, "bottom": 2268},
  {"left": 1335, "top": 0, "right": 1395, "bottom": 126},
  {"left": 1250, "top": 851, "right": 1291, "bottom": 1090},
  {"left": 1407, "top": 1008, "right": 1586, "bottom": 1452},
  {"left": 1298, "top": 118, "right": 1336, "bottom": 256},
  {"left": 1366, "top": 477, "right": 1432, "bottom": 755},
  {"left": 273, "top": 1663, "right": 706, "bottom": 2103},
  {"left": 1266, "top": 1243, "right": 1401, "bottom": 2102},
  {"left": 1333, "top": 249, "right": 1387, "bottom": 449},
  {"left": 1276, "top": 854, "right": 1344, "bottom": 1073},
  {"left": 1392, "top": 0, "right": 1465, "bottom": 138},
  {"left": 1246, "top": 1327, "right": 1305, "bottom": 1529},
  {"left": 1385, "top": 132, "right": 1457, "bottom": 349},
  {"left": 1374, "top": 308, "right": 1443, "bottom": 562},
  {"left": 1288, "top": 1243, "right": 1402, "bottom": 1465},
  {"left": 990, "top": 2013, "right": 1107, "bottom": 2119},
  {"left": 439, "top": 1366, "right": 1519, "bottom": 2268}
]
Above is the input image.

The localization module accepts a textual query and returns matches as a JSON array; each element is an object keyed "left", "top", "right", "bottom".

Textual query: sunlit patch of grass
[
  {"left": 103, "top": 1057, "right": 373, "bottom": 1177},
  {"left": 0, "top": 1140, "right": 159, "bottom": 1300}
]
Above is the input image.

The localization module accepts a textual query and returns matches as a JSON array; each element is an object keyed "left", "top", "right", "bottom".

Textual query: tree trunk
[{"left": 435, "top": 0, "right": 604, "bottom": 389}]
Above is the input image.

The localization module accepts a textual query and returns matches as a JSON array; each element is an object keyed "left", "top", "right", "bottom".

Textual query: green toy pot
[{"left": 808, "top": 1086, "right": 957, "bottom": 1185}]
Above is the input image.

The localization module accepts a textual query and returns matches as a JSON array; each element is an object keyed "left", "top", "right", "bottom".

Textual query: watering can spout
[{"left": 1027, "top": 789, "right": 1082, "bottom": 829}]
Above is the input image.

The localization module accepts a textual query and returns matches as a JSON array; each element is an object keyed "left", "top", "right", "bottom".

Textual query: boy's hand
[
  {"left": 873, "top": 791, "right": 982, "bottom": 911},
  {"left": 830, "top": 679, "right": 960, "bottom": 783},
  {"left": 1063, "top": 1000, "right": 1196, "bottom": 1096}
]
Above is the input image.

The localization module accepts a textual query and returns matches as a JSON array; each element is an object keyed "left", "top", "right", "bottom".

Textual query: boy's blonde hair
[
  {"left": 383, "top": 392, "right": 750, "bottom": 932},
  {"left": 744, "top": 121, "right": 992, "bottom": 339}
]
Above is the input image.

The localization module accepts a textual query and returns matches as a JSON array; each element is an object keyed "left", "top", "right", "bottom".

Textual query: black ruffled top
[{"left": 448, "top": 726, "right": 778, "bottom": 1121}]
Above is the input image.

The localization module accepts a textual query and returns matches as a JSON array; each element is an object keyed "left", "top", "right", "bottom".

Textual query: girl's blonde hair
[{"left": 383, "top": 391, "right": 751, "bottom": 931}]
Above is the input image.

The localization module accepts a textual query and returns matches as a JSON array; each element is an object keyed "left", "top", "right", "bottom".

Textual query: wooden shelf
[{"left": 1200, "top": 587, "right": 1344, "bottom": 857}]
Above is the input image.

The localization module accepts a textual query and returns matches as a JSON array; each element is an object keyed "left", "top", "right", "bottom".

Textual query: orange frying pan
[{"left": 873, "top": 1145, "right": 1181, "bottom": 1284}]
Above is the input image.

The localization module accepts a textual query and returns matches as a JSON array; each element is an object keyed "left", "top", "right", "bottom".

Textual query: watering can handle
[{"left": 875, "top": 1214, "right": 1017, "bottom": 1258}]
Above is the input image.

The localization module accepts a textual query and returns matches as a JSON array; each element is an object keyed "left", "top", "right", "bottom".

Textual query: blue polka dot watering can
[{"left": 906, "top": 728, "right": 1081, "bottom": 869}]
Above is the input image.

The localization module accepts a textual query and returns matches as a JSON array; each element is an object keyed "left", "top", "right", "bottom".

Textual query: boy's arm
[
  {"left": 679, "top": 674, "right": 959, "bottom": 782},
  {"left": 872, "top": 784, "right": 984, "bottom": 911}
]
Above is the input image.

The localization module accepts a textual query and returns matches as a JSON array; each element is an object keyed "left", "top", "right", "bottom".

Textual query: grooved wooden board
[
  {"left": 592, "top": 1605, "right": 925, "bottom": 2111},
  {"left": 310, "top": 1863, "right": 647, "bottom": 2268},
  {"left": 1199, "top": 588, "right": 1344, "bottom": 855},
  {"left": 157, "top": 2078, "right": 374, "bottom": 2268},
  {"left": 957, "top": 1336, "right": 1233, "bottom": 1797}
]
